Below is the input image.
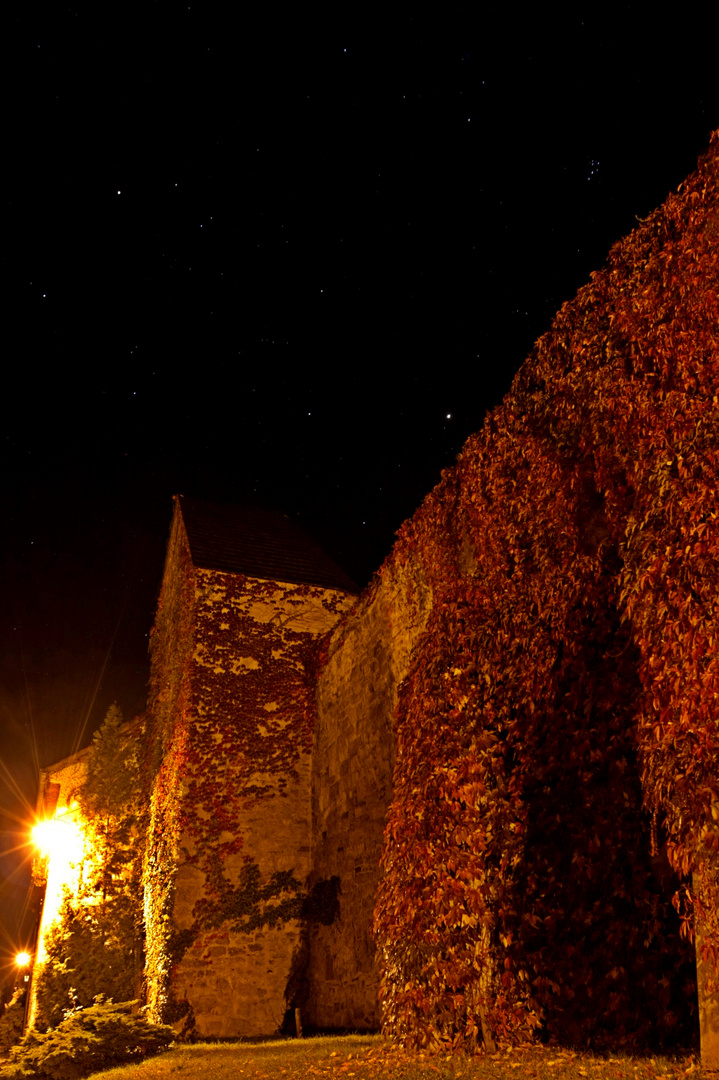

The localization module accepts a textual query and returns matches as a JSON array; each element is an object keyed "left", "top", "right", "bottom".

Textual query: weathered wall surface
[
  {"left": 308, "top": 558, "right": 433, "bottom": 1028},
  {"left": 37, "top": 755, "right": 88, "bottom": 817},
  {"left": 172, "top": 570, "right": 352, "bottom": 1037},
  {"left": 146, "top": 499, "right": 355, "bottom": 1037},
  {"left": 172, "top": 759, "right": 312, "bottom": 1037},
  {"left": 143, "top": 510, "right": 196, "bottom": 1024}
]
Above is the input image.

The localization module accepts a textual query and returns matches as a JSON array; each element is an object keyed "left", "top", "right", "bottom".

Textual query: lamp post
[{"left": 15, "top": 951, "right": 33, "bottom": 1034}]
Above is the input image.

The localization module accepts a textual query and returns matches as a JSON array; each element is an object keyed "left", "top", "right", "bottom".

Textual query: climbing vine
[
  {"left": 375, "top": 131, "right": 718, "bottom": 1051},
  {"left": 143, "top": 502, "right": 353, "bottom": 1025}
]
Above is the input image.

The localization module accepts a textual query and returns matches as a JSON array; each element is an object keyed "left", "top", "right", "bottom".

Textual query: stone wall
[
  {"left": 171, "top": 759, "right": 312, "bottom": 1037},
  {"left": 308, "top": 558, "right": 433, "bottom": 1028},
  {"left": 145, "top": 499, "right": 356, "bottom": 1036},
  {"left": 143, "top": 510, "right": 196, "bottom": 1025},
  {"left": 304, "top": 136, "right": 719, "bottom": 1057}
]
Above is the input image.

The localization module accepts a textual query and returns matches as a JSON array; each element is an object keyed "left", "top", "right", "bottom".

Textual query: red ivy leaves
[{"left": 374, "top": 132, "right": 718, "bottom": 1051}]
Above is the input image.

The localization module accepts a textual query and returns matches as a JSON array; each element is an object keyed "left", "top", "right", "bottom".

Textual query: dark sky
[{"left": 2, "top": 7, "right": 717, "bottom": 964}]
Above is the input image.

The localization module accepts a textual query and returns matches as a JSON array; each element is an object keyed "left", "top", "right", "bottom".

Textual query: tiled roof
[{"left": 176, "top": 495, "right": 358, "bottom": 593}]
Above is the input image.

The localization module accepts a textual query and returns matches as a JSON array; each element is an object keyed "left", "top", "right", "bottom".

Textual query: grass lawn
[{"left": 87, "top": 1034, "right": 707, "bottom": 1080}]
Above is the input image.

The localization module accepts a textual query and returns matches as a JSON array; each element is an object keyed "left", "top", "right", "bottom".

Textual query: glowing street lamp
[
  {"left": 30, "top": 815, "right": 85, "bottom": 977},
  {"left": 24, "top": 809, "right": 86, "bottom": 1032},
  {"left": 31, "top": 818, "right": 83, "bottom": 862},
  {"left": 15, "top": 951, "right": 32, "bottom": 997}
]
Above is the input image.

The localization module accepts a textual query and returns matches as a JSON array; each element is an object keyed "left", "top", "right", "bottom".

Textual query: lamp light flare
[
  {"left": 15, "top": 951, "right": 31, "bottom": 967},
  {"left": 31, "top": 816, "right": 86, "bottom": 977},
  {"left": 32, "top": 818, "right": 83, "bottom": 862}
]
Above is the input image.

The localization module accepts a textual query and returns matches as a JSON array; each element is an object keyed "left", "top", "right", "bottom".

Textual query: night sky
[{"left": 2, "top": 7, "right": 717, "bottom": 965}]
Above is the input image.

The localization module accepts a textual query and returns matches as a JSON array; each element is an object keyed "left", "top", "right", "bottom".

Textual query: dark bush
[
  {"left": 0, "top": 989, "right": 26, "bottom": 1052},
  {"left": 0, "top": 999, "right": 174, "bottom": 1080}
]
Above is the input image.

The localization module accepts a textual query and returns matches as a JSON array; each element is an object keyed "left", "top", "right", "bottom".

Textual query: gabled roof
[{"left": 176, "top": 495, "right": 358, "bottom": 593}]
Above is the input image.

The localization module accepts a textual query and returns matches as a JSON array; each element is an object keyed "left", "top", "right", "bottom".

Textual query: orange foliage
[{"left": 375, "top": 131, "right": 718, "bottom": 1051}]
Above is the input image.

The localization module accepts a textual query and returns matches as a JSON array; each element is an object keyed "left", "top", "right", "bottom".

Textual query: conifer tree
[
  {"left": 34, "top": 705, "right": 145, "bottom": 1030},
  {"left": 79, "top": 703, "right": 141, "bottom": 900}
]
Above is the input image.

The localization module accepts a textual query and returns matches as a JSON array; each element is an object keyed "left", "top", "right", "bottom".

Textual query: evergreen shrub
[
  {"left": 34, "top": 704, "right": 145, "bottom": 1031},
  {"left": 0, "top": 999, "right": 174, "bottom": 1080},
  {"left": 0, "top": 989, "right": 26, "bottom": 1052}
]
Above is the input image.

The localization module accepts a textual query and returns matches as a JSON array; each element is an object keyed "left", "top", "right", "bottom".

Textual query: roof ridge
[{"left": 176, "top": 495, "right": 358, "bottom": 593}]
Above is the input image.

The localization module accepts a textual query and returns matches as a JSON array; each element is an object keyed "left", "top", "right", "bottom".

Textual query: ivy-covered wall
[
  {"left": 311, "top": 133, "right": 717, "bottom": 1056},
  {"left": 141, "top": 136, "right": 716, "bottom": 1053},
  {"left": 144, "top": 504, "right": 196, "bottom": 1026},
  {"left": 144, "top": 500, "right": 355, "bottom": 1037}
]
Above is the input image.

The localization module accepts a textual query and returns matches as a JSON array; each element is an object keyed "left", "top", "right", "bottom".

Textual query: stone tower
[{"left": 143, "top": 496, "right": 356, "bottom": 1037}]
